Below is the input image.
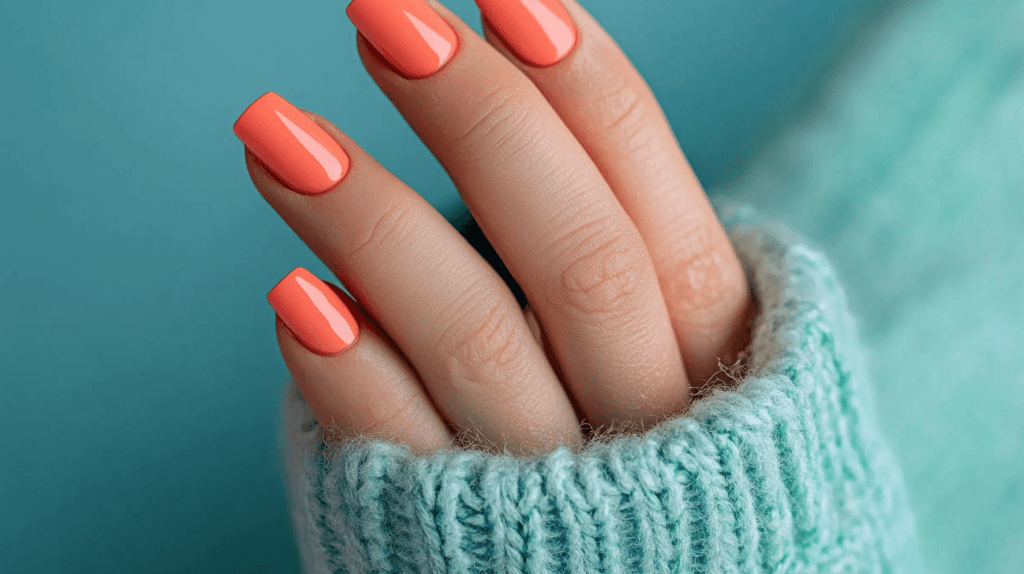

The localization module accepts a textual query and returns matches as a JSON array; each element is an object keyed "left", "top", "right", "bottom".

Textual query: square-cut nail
[
  {"left": 233, "top": 92, "right": 350, "bottom": 195},
  {"left": 268, "top": 268, "right": 359, "bottom": 355},
  {"left": 347, "top": 0, "right": 460, "bottom": 79},
  {"left": 476, "top": 0, "right": 577, "bottom": 67}
]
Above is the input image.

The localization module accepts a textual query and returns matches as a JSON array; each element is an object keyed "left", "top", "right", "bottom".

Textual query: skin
[{"left": 244, "top": 0, "right": 753, "bottom": 456}]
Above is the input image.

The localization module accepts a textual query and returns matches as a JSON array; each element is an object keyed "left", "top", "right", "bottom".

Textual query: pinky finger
[{"left": 269, "top": 267, "right": 453, "bottom": 454}]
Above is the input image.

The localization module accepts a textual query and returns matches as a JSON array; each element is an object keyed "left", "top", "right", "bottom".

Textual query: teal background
[{"left": 0, "top": 0, "right": 886, "bottom": 571}]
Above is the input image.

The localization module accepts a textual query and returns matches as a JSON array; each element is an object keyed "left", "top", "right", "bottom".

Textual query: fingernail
[
  {"left": 233, "top": 92, "right": 350, "bottom": 195},
  {"left": 268, "top": 268, "right": 359, "bottom": 355},
  {"left": 346, "top": 0, "right": 460, "bottom": 79},
  {"left": 476, "top": 0, "right": 577, "bottom": 68}
]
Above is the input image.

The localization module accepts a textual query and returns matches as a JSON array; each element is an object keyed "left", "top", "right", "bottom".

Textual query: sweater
[{"left": 277, "top": 201, "right": 926, "bottom": 573}]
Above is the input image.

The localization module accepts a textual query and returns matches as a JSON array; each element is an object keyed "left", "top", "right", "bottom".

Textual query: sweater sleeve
[{"left": 275, "top": 202, "right": 927, "bottom": 574}]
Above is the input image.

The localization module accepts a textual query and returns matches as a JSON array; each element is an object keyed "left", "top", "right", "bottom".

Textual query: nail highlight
[
  {"left": 233, "top": 92, "right": 350, "bottom": 195},
  {"left": 476, "top": 0, "right": 577, "bottom": 68},
  {"left": 346, "top": 0, "right": 460, "bottom": 79},
  {"left": 268, "top": 268, "right": 359, "bottom": 355}
]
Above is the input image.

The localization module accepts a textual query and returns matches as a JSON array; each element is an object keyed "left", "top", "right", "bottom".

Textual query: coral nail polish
[
  {"left": 476, "top": 0, "right": 577, "bottom": 68},
  {"left": 268, "top": 268, "right": 359, "bottom": 355},
  {"left": 233, "top": 92, "right": 350, "bottom": 195},
  {"left": 346, "top": 0, "right": 460, "bottom": 79}
]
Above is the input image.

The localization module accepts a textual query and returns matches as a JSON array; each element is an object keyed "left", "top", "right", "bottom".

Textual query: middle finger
[{"left": 347, "top": 0, "right": 690, "bottom": 430}]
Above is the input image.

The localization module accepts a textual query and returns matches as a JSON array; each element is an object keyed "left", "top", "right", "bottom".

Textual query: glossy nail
[
  {"left": 476, "top": 0, "right": 577, "bottom": 68},
  {"left": 346, "top": 0, "right": 460, "bottom": 79},
  {"left": 233, "top": 92, "right": 350, "bottom": 195},
  {"left": 268, "top": 268, "right": 359, "bottom": 355}
]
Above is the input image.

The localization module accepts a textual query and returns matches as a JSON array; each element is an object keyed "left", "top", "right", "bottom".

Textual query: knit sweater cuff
[{"left": 276, "top": 202, "right": 926, "bottom": 573}]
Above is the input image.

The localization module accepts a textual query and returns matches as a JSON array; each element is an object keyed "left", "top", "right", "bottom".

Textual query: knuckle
[
  {"left": 344, "top": 198, "right": 420, "bottom": 266},
  {"left": 589, "top": 78, "right": 651, "bottom": 141},
  {"left": 453, "top": 83, "right": 538, "bottom": 158},
  {"left": 434, "top": 292, "right": 529, "bottom": 391},
  {"left": 549, "top": 220, "right": 648, "bottom": 318},
  {"left": 582, "top": 77, "right": 668, "bottom": 162},
  {"left": 658, "top": 224, "right": 743, "bottom": 325}
]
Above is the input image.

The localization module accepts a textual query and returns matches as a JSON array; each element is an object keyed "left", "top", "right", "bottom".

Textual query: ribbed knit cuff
[{"left": 276, "top": 203, "right": 926, "bottom": 574}]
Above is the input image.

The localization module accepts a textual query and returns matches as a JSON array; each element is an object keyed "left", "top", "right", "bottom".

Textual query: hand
[{"left": 234, "top": 0, "right": 753, "bottom": 456}]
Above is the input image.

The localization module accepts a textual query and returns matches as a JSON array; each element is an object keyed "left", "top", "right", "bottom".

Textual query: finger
[
  {"left": 478, "top": 0, "right": 754, "bottom": 384},
  {"left": 269, "top": 267, "right": 452, "bottom": 454},
  {"left": 347, "top": 0, "right": 690, "bottom": 431},
  {"left": 234, "top": 92, "right": 583, "bottom": 455}
]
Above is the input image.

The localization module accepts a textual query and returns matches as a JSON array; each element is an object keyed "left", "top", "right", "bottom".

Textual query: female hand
[{"left": 234, "top": 0, "right": 753, "bottom": 456}]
